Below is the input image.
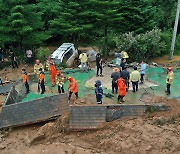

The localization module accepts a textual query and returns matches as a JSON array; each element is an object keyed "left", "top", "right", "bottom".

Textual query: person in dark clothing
[
  {"left": 39, "top": 68, "right": 46, "bottom": 94},
  {"left": 120, "top": 58, "right": 126, "bottom": 72},
  {"left": 0, "top": 78, "right": 3, "bottom": 86},
  {"left": 111, "top": 67, "right": 120, "bottom": 94},
  {"left": 120, "top": 66, "right": 130, "bottom": 91},
  {"left": 22, "top": 68, "right": 30, "bottom": 94},
  {"left": 95, "top": 80, "right": 103, "bottom": 104},
  {"left": 96, "top": 53, "right": 103, "bottom": 76},
  {"left": 0, "top": 48, "right": 4, "bottom": 62},
  {"left": 9, "top": 49, "right": 18, "bottom": 69}
]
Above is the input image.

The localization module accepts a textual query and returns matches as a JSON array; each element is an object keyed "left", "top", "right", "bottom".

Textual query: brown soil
[
  {"left": 0, "top": 65, "right": 34, "bottom": 81},
  {"left": 151, "top": 55, "right": 180, "bottom": 67},
  {"left": 0, "top": 96, "right": 179, "bottom": 154}
]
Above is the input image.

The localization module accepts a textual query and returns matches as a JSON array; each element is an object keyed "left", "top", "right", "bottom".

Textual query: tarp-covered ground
[{"left": 21, "top": 67, "right": 180, "bottom": 103}]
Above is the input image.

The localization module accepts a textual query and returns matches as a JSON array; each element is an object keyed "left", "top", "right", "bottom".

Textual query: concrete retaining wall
[
  {"left": 69, "top": 104, "right": 170, "bottom": 129},
  {"left": 106, "top": 104, "right": 147, "bottom": 122},
  {"left": 70, "top": 105, "right": 106, "bottom": 129},
  {"left": 0, "top": 94, "right": 69, "bottom": 129}
]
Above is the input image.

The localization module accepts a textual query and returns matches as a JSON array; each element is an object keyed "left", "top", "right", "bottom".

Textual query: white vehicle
[{"left": 51, "top": 43, "right": 78, "bottom": 67}]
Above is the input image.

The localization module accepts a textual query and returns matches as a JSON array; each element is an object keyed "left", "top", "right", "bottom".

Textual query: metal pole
[{"left": 170, "top": 0, "right": 180, "bottom": 60}]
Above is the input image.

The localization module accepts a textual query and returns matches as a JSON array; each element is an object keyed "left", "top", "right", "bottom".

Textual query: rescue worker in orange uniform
[
  {"left": 67, "top": 76, "right": 78, "bottom": 101},
  {"left": 22, "top": 68, "right": 29, "bottom": 94},
  {"left": 39, "top": 68, "right": 46, "bottom": 94},
  {"left": 117, "top": 77, "right": 127, "bottom": 103},
  {"left": 49, "top": 60, "right": 56, "bottom": 86}
]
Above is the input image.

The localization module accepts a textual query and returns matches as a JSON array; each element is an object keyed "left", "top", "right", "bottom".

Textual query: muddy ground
[{"left": 0, "top": 96, "right": 179, "bottom": 154}]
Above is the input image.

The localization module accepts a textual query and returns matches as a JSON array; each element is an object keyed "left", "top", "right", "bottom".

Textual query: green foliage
[
  {"left": 50, "top": 0, "right": 95, "bottom": 48},
  {"left": 36, "top": 47, "right": 51, "bottom": 62},
  {"left": 91, "top": 0, "right": 157, "bottom": 57},
  {"left": 160, "top": 31, "right": 180, "bottom": 56},
  {"left": 37, "top": 0, "right": 60, "bottom": 30},
  {"left": 151, "top": 0, "right": 177, "bottom": 30},
  {"left": 160, "top": 31, "right": 171, "bottom": 55},
  {"left": 0, "top": 0, "right": 178, "bottom": 61},
  {"left": 115, "top": 28, "right": 166, "bottom": 62},
  {"left": 174, "top": 35, "right": 180, "bottom": 55},
  {"left": 0, "top": 0, "right": 50, "bottom": 49},
  {"left": 95, "top": 32, "right": 117, "bottom": 55},
  {"left": 92, "top": 0, "right": 123, "bottom": 57},
  {"left": 118, "top": 0, "right": 157, "bottom": 33}
]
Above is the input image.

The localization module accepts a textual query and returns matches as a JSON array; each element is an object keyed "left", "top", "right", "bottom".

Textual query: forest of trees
[{"left": 0, "top": 0, "right": 179, "bottom": 62}]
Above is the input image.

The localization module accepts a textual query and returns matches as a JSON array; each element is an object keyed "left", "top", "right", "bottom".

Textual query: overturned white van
[{"left": 51, "top": 43, "right": 78, "bottom": 67}]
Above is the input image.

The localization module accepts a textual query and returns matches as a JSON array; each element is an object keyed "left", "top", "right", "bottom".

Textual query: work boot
[
  {"left": 121, "top": 99, "right": 125, "bottom": 102},
  {"left": 117, "top": 100, "right": 122, "bottom": 104},
  {"left": 25, "top": 91, "right": 30, "bottom": 94},
  {"left": 166, "top": 92, "right": 170, "bottom": 95}
]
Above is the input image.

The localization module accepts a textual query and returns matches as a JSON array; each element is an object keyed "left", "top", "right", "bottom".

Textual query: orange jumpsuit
[
  {"left": 68, "top": 77, "right": 78, "bottom": 100},
  {"left": 49, "top": 64, "right": 56, "bottom": 86},
  {"left": 68, "top": 78, "right": 78, "bottom": 93},
  {"left": 117, "top": 78, "right": 126, "bottom": 96}
]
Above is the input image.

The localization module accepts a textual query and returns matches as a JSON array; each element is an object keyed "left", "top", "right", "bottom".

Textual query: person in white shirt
[{"left": 26, "top": 49, "right": 33, "bottom": 64}]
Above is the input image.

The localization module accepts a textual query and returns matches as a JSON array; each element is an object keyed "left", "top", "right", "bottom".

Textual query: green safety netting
[
  {"left": 22, "top": 69, "right": 96, "bottom": 102},
  {"left": 146, "top": 67, "right": 180, "bottom": 98},
  {"left": 21, "top": 67, "right": 180, "bottom": 103}
]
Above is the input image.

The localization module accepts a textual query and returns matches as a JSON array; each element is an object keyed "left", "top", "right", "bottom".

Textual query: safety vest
[
  {"left": 34, "top": 63, "right": 44, "bottom": 74},
  {"left": 166, "top": 71, "right": 174, "bottom": 84},
  {"left": 22, "top": 73, "right": 28, "bottom": 83},
  {"left": 56, "top": 74, "right": 65, "bottom": 85},
  {"left": 39, "top": 72, "right": 45, "bottom": 83}
]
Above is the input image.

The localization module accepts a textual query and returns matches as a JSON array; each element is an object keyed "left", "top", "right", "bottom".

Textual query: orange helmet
[
  {"left": 57, "top": 70, "right": 61, "bottom": 75},
  {"left": 67, "top": 76, "right": 72, "bottom": 81},
  {"left": 35, "top": 59, "right": 40, "bottom": 63},
  {"left": 167, "top": 67, "right": 172, "bottom": 71}
]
